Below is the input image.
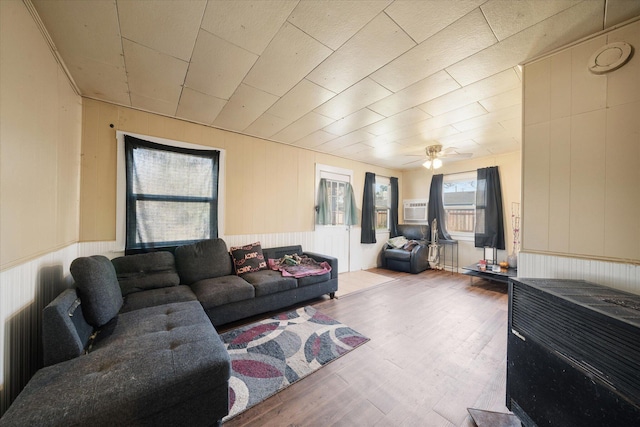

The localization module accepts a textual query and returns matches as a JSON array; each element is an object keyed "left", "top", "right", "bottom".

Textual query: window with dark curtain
[
  {"left": 125, "top": 135, "right": 219, "bottom": 253},
  {"left": 389, "top": 177, "right": 399, "bottom": 238},
  {"left": 474, "top": 166, "right": 505, "bottom": 249},
  {"left": 427, "top": 174, "right": 452, "bottom": 241},
  {"left": 361, "top": 172, "right": 376, "bottom": 243}
]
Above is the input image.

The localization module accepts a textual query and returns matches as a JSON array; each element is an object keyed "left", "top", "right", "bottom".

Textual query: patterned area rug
[{"left": 220, "top": 305, "right": 369, "bottom": 421}]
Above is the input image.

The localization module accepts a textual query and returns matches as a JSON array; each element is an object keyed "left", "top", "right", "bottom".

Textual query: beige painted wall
[
  {"left": 522, "top": 19, "right": 640, "bottom": 263},
  {"left": 80, "top": 98, "right": 402, "bottom": 242},
  {"left": 402, "top": 151, "right": 522, "bottom": 268},
  {"left": 0, "top": 0, "right": 82, "bottom": 270}
]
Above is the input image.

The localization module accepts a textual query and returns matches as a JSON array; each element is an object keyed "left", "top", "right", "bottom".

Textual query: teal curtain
[
  {"left": 344, "top": 183, "right": 359, "bottom": 226},
  {"left": 316, "top": 178, "right": 331, "bottom": 225}
]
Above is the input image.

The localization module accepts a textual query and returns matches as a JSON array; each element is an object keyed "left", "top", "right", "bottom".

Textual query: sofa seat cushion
[
  {"left": 70, "top": 255, "right": 123, "bottom": 328},
  {"left": 190, "top": 275, "right": 255, "bottom": 310},
  {"left": 92, "top": 301, "right": 216, "bottom": 351},
  {"left": 111, "top": 251, "right": 180, "bottom": 296},
  {"left": 297, "top": 271, "right": 331, "bottom": 287},
  {"left": 384, "top": 248, "right": 412, "bottom": 261},
  {"left": 3, "top": 301, "right": 230, "bottom": 426},
  {"left": 120, "top": 285, "right": 198, "bottom": 313},
  {"left": 242, "top": 270, "right": 298, "bottom": 297}
]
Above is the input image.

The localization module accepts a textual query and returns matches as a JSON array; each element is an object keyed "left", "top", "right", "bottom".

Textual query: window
[
  {"left": 124, "top": 135, "right": 219, "bottom": 252},
  {"left": 375, "top": 177, "right": 390, "bottom": 230},
  {"left": 323, "top": 179, "right": 347, "bottom": 226},
  {"left": 443, "top": 172, "right": 476, "bottom": 235}
]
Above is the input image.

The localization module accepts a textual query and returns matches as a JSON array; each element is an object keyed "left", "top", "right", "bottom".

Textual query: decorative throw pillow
[
  {"left": 230, "top": 242, "right": 267, "bottom": 276},
  {"left": 70, "top": 255, "right": 123, "bottom": 328}
]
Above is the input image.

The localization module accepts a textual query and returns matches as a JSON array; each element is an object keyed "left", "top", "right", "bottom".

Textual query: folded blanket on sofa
[{"left": 268, "top": 254, "right": 332, "bottom": 278}]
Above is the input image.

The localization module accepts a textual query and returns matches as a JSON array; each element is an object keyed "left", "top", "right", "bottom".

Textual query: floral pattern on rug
[{"left": 221, "top": 306, "right": 369, "bottom": 420}]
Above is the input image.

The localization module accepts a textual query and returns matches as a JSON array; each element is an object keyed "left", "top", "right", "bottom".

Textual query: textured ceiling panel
[
  {"left": 117, "top": 0, "right": 205, "bottom": 61},
  {"left": 200, "top": 0, "right": 296, "bottom": 55},
  {"left": 306, "top": 13, "right": 416, "bottom": 93},
  {"left": 30, "top": 0, "right": 638, "bottom": 170}
]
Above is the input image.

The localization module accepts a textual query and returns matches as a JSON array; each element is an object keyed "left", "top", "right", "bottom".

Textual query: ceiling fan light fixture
[
  {"left": 433, "top": 158, "right": 443, "bottom": 169},
  {"left": 423, "top": 159, "right": 432, "bottom": 169}
]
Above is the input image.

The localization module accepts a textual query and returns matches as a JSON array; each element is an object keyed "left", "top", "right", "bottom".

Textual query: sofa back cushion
[
  {"left": 174, "top": 238, "right": 232, "bottom": 285},
  {"left": 111, "top": 251, "right": 180, "bottom": 296},
  {"left": 262, "top": 245, "right": 303, "bottom": 261},
  {"left": 70, "top": 255, "right": 123, "bottom": 327},
  {"left": 42, "top": 288, "right": 94, "bottom": 366}
]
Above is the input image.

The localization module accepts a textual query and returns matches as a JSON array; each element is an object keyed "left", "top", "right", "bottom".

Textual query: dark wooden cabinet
[{"left": 507, "top": 278, "right": 640, "bottom": 427}]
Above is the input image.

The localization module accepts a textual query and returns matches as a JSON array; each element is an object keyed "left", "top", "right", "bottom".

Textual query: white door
[{"left": 315, "top": 165, "right": 353, "bottom": 273}]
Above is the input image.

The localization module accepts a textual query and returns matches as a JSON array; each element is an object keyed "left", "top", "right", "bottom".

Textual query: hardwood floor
[{"left": 223, "top": 269, "right": 511, "bottom": 427}]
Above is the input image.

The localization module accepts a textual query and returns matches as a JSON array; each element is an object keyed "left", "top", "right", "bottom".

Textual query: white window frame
[
  {"left": 116, "top": 131, "right": 226, "bottom": 250},
  {"left": 443, "top": 171, "right": 476, "bottom": 242}
]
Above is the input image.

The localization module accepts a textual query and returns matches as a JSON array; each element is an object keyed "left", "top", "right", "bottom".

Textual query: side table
[{"left": 462, "top": 264, "right": 517, "bottom": 284}]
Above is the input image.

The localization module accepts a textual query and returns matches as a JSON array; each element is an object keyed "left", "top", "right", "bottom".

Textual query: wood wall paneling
[
  {"left": 547, "top": 117, "right": 571, "bottom": 253},
  {"left": 522, "top": 121, "right": 550, "bottom": 251}
]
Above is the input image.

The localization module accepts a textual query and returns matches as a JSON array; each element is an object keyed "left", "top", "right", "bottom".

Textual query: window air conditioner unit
[{"left": 403, "top": 199, "right": 428, "bottom": 221}]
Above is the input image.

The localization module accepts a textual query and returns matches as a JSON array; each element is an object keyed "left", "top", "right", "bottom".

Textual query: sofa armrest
[
  {"left": 303, "top": 251, "right": 338, "bottom": 279},
  {"left": 410, "top": 243, "right": 430, "bottom": 274}
]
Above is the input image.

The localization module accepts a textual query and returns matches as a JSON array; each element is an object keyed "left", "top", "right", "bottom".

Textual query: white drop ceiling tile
[
  {"left": 371, "top": 9, "right": 497, "bottom": 92},
  {"left": 123, "top": 39, "right": 187, "bottom": 104},
  {"left": 32, "top": 0, "right": 123, "bottom": 66},
  {"left": 243, "top": 22, "right": 333, "bottom": 97},
  {"left": 294, "top": 130, "right": 336, "bottom": 149},
  {"left": 481, "top": 0, "right": 581, "bottom": 41},
  {"left": 130, "top": 93, "right": 178, "bottom": 117},
  {"left": 117, "top": 0, "right": 205, "bottom": 61},
  {"left": 287, "top": 1, "right": 391, "bottom": 50},
  {"left": 479, "top": 87, "right": 522, "bottom": 112},
  {"left": 420, "top": 103, "right": 489, "bottom": 133},
  {"left": 213, "top": 84, "right": 278, "bottom": 132},
  {"left": 201, "top": 0, "right": 297, "bottom": 55},
  {"left": 63, "top": 54, "right": 130, "bottom": 105},
  {"left": 362, "top": 108, "right": 432, "bottom": 136},
  {"left": 500, "top": 117, "right": 523, "bottom": 135},
  {"left": 176, "top": 88, "right": 226, "bottom": 125},
  {"left": 419, "top": 69, "right": 521, "bottom": 116},
  {"left": 244, "top": 113, "right": 291, "bottom": 139},
  {"left": 314, "top": 78, "right": 392, "bottom": 120},
  {"left": 316, "top": 131, "right": 376, "bottom": 151},
  {"left": 273, "top": 112, "right": 336, "bottom": 143},
  {"left": 331, "top": 142, "right": 371, "bottom": 156},
  {"left": 369, "top": 71, "right": 461, "bottom": 117},
  {"left": 397, "top": 125, "right": 460, "bottom": 146},
  {"left": 266, "top": 79, "right": 335, "bottom": 122},
  {"left": 186, "top": 30, "right": 258, "bottom": 100},
  {"left": 604, "top": 0, "right": 640, "bottom": 27},
  {"left": 306, "top": 13, "right": 416, "bottom": 93},
  {"left": 323, "top": 109, "right": 385, "bottom": 136},
  {"left": 437, "top": 125, "right": 505, "bottom": 146},
  {"left": 453, "top": 104, "right": 521, "bottom": 132},
  {"left": 385, "top": 0, "right": 485, "bottom": 43},
  {"left": 446, "top": 1, "right": 604, "bottom": 86}
]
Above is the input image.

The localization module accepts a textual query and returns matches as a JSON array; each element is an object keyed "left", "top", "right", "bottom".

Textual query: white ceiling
[{"left": 31, "top": 0, "right": 640, "bottom": 170}]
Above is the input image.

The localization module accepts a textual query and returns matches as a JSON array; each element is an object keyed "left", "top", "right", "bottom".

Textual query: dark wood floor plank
[{"left": 224, "top": 269, "right": 510, "bottom": 426}]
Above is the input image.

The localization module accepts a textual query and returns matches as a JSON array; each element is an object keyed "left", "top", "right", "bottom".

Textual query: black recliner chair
[{"left": 381, "top": 224, "right": 430, "bottom": 274}]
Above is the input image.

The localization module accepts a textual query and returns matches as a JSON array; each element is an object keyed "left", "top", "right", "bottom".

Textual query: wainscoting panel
[
  {"left": 519, "top": 252, "right": 640, "bottom": 295},
  {"left": 0, "top": 244, "right": 78, "bottom": 415}
]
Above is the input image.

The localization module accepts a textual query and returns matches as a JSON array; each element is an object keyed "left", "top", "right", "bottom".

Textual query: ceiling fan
[{"left": 422, "top": 144, "right": 472, "bottom": 170}]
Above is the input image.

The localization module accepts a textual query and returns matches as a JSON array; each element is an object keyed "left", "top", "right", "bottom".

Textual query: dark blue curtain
[
  {"left": 361, "top": 172, "right": 376, "bottom": 243},
  {"left": 475, "top": 166, "right": 505, "bottom": 249},
  {"left": 427, "top": 174, "right": 452, "bottom": 241},
  {"left": 389, "top": 177, "right": 399, "bottom": 238}
]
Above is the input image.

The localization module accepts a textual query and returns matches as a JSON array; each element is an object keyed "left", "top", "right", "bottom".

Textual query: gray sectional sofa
[{"left": 0, "top": 238, "right": 338, "bottom": 426}]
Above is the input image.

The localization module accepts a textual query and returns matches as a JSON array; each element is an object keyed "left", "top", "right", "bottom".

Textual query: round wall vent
[{"left": 588, "top": 42, "right": 633, "bottom": 74}]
